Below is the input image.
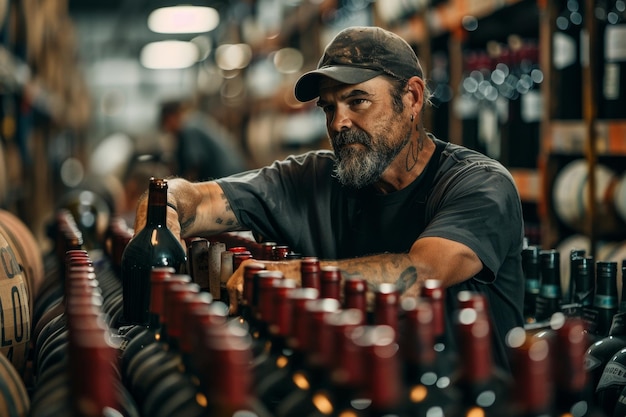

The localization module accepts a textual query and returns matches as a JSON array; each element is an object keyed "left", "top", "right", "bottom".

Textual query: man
[
  {"left": 159, "top": 99, "right": 247, "bottom": 181},
  {"left": 135, "top": 26, "right": 524, "bottom": 370}
]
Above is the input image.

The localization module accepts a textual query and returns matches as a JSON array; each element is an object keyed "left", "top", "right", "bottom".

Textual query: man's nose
[{"left": 329, "top": 107, "right": 352, "bottom": 133}]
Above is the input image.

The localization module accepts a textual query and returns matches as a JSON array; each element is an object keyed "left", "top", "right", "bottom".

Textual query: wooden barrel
[
  {"left": 0, "top": 224, "right": 31, "bottom": 375},
  {"left": 0, "top": 210, "right": 45, "bottom": 319},
  {"left": 552, "top": 159, "right": 626, "bottom": 237},
  {"left": 0, "top": 352, "right": 30, "bottom": 416}
]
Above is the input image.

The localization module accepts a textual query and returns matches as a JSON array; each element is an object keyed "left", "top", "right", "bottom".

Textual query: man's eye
[{"left": 350, "top": 98, "right": 368, "bottom": 106}]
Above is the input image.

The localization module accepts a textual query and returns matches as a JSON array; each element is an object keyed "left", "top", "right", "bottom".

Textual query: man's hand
[{"left": 226, "top": 258, "right": 302, "bottom": 316}]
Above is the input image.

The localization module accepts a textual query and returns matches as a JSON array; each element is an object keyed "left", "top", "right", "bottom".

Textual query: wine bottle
[
  {"left": 301, "top": 257, "right": 321, "bottom": 292},
  {"left": 535, "top": 249, "right": 563, "bottom": 322},
  {"left": 275, "top": 298, "right": 341, "bottom": 417},
  {"left": 507, "top": 327, "right": 554, "bottom": 416},
  {"left": 373, "top": 283, "right": 399, "bottom": 333},
  {"left": 354, "top": 325, "right": 405, "bottom": 416},
  {"left": 452, "top": 302, "right": 512, "bottom": 416},
  {"left": 118, "top": 266, "right": 175, "bottom": 379},
  {"left": 552, "top": 0, "right": 584, "bottom": 119},
  {"left": 567, "top": 248, "right": 587, "bottom": 304},
  {"left": 587, "top": 260, "right": 626, "bottom": 407},
  {"left": 600, "top": 0, "right": 626, "bottom": 119},
  {"left": 343, "top": 275, "right": 368, "bottom": 324},
  {"left": 320, "top": 265, "right": 342, "bottom": 301},
  {"left": 594, "top": 261, "right": 619, "bottom": 339},
  {"left": 200, "top": 321, "right": 273, "bottom": 417},
  {"left": 121, "top": 177, "right": 187, "bottom": 326},
  {"left": 255, "top": 287, "right": 319, "bottom": 413},
  {"left": 400, "top": 297, "right": 461, "bottom": 416},
  {"left": 551, "top": 315, "right": 600, "bottom": 417},
  {"left": 252, "top": 276, "right": 296, "bottom": 386},
  {"left": 522, "top": 246, "right": 541, "bottom": 323}
]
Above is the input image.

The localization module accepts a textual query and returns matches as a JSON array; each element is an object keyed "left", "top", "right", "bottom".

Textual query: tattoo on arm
[
  {"left": 180, "top": 216, "right": 195, "bottom": 235},
  {"left": 394, "top": 266, "right": 418, "bottom": 294}
]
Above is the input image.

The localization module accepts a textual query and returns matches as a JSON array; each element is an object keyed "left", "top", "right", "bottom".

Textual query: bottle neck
[{"left": 146, "top": 181, "right": 168, "bottom": 227}]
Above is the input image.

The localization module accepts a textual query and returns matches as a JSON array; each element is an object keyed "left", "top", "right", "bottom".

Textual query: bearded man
[{"left": 133, "top": 26, "right": 525, "bottom": 372}]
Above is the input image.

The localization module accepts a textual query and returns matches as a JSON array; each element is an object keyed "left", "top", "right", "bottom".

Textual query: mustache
[{"left": 332, "top": 129, "right": 372, "bottom": 148}]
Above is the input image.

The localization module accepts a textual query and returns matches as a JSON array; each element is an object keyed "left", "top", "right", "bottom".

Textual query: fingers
[{"left": 227, "top": 283, "right": 240, "bottom": 316}]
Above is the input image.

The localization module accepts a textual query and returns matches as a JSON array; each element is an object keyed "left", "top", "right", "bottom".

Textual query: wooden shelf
[
  {"left": 510, "top": 168, "right": 540, "bottom": 203},
  {"left": 544, "top": 120, "right": 626, "bottom": 156}
]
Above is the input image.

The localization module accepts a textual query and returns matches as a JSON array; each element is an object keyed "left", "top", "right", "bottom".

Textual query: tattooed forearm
[
  {"left": 394, "top": 266, "right": 418, "bottom": 294},
  {"left": 180, "top": 216, "right": 196, "bottom": 235}
]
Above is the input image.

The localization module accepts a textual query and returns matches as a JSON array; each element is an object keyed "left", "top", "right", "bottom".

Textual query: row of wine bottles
[{"left": 25, "top": 177, "right": 625, "bottom": 416}]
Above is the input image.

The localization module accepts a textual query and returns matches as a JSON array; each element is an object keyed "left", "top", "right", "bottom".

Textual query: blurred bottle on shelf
[
  {"left": 600, "top": 0, "right": 626, "bottom": 119},
  {"left": 552, "top": 0, "right": 584, "bottom": 119}
]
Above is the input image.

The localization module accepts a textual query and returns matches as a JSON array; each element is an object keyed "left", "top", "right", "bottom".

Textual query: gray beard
[{"left": 331, "top": 128, "right": 410, "bottom": 189}]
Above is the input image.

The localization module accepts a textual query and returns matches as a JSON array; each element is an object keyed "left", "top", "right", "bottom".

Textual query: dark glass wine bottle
[
  {"left": 255, "top": 287, "right": 319, "bottom": 413},
  {"left": 567, "top": 248, "right": 587, "bottom": 304},
  {"left": 594, "top": 261, "right": 619, "bottom": 339},
  {"left": 400, "top": 297, "right": 461, "bottom": 416},
  {"left": 584, "top": 257, "right": 626, "bottom": 396},
  {"left": 200, "top": 321, "right": 273, "bottom": 417},
  {"left": 121, "top": 177, "right": 187, "bottom": 326},
  {"left": 551, "top": 315, "right": 600, "bottom": 417},
  {"left": 343, "top": 275, "right": 368, "bottom": 324},
  {"left": 600, "top": 0, "right": 626, "bottom": 119},
  {"left": 535, "top": 249, "right": 563, "bottom": 322},
  {"left": 118, "top": 266, "right": 175, "bottom": 379},
  {"left": 452, "top": 301, "right": 512, "bottom": 416},
  {"left": 320, "top": 265, "right": 342, "bottom": 301},
  {"left": 552, "top": 0, "right": 584, "bottom": 119},
  {"left": 522, "top": 246, "right": 541, "bottom": 323},
  {"left": 275, "top": 298, "right": 341, "bottom": 417},
  {"left": 301, "top": 257, "right": 321, "bottom": 291},
  {"left": 507, "top": 326, "right": 554, "bottom": 417}
]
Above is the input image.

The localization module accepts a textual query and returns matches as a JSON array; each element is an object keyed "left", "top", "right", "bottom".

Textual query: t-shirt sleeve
[
  {"left": 216, "top": 151, "right": 337, "bottom": 250},
  {"left": 420, "top": 162, "right": 524, "bottom": 282}
]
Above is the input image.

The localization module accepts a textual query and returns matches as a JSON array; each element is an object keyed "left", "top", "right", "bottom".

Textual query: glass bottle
[
  {"left": 301, "top": 257, "right": 321, "bottom": 292},
  {"left": 535, "top": 249, "right": 563, "bottom": 322},
  {"left": 506, "top": 327, "right": 554, "bottom": 416},
  {"left": 600, "top": 0, "right": 626, "bottom": 119},
  {"left": 522, "top": 246, "right": 541, "bottom": 323},
  {"left": 594, "top": 261, "right": 619, "bottom": 339},
  {"left": 275, "top": 298, "right": 341, "bottom": 417},
  {"left": 400, "top": 297, "right": 461, "bottom": 416},
  {"left": 343, "top": 275, "right": 368, "bottom": 324},
  {"left": 452, "top": 302, "right": 512, "bottom": 416},
  {"left": 320, "top": 265, "right": 342, "bottom": 301},
  {"left": 121, "top": 177, "right": 187, "bottom": 326},
  {"left": 255, "top": 287, "right": 319, "bottom": 413},
  {"left": 552, "top": 0, "right": 584, "bottom": 119}
]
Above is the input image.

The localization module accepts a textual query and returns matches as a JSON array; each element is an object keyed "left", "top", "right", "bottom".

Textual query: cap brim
[{"left": 294, "top": 66, "right": 383, "bottom": 102}]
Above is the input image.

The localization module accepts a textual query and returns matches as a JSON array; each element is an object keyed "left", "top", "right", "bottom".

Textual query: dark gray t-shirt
[{"left": 217, "top": 137, "right": 525, "bottom": 370}]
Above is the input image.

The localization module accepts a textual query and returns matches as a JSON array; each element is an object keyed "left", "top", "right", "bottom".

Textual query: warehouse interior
[{"left": 0, "top": 0, "right": 626, "bottom": 415}]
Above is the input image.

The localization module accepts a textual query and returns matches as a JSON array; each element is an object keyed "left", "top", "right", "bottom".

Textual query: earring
[{"left": 410, "top": 114, "right": 414, "bottom": 122}]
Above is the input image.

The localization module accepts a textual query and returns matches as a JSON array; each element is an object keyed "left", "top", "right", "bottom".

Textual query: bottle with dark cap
[
  {"left": 521, "top": 246, "right": 541, "bottom": 323},
  {"left": 121, "top": 177, "right": 187, "bottom": 326},
  {"left": 535, "top": 249, "right": 563, "bottom": 323},
  {"left": 593, "top": 261, "right": 619, "bottom": 339}
]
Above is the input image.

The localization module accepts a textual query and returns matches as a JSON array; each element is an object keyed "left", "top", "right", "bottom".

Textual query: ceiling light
[
  {"left": 148, "top": 6, "right": 220, "bottom": 34},
  {"left": 140, "top": 40, "right": 199, "bottom": 69}
]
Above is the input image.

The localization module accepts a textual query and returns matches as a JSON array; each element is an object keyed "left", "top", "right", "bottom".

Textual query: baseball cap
[{"left": 294, "top": 26, "right": 424, "bottom": 102}]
